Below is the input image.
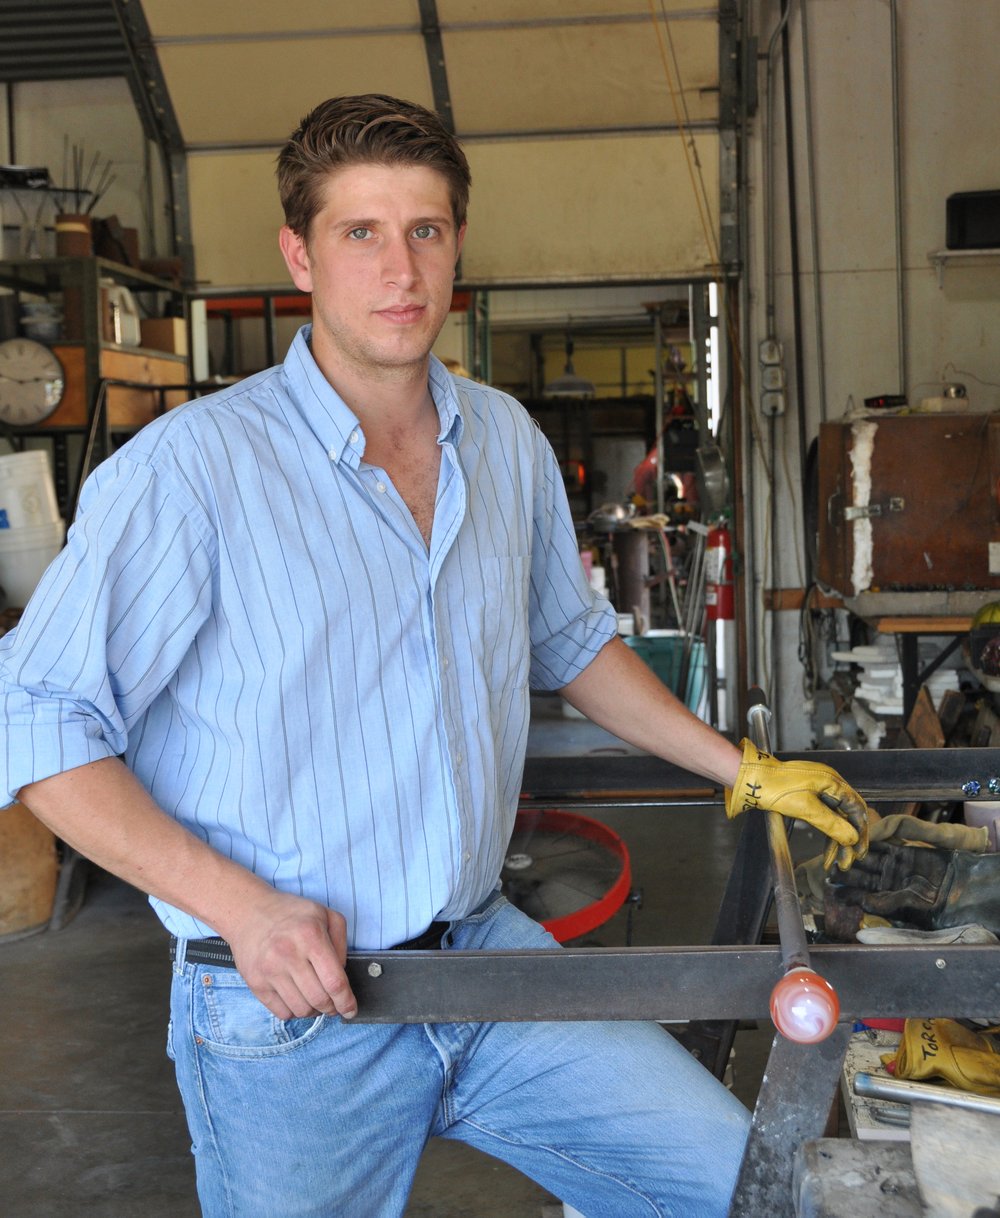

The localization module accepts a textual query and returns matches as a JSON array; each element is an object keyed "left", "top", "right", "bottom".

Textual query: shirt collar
[
  {"left": 428, "top": 354, "right": 464, "bottom": 446},
  {"left": 282, "top": 325, "right": 464, "bottom": 467}
]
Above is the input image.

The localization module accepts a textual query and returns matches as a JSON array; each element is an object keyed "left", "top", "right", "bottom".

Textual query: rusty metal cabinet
[{"left": 817, "top": 412, "right": 1000, "bottom": 599}]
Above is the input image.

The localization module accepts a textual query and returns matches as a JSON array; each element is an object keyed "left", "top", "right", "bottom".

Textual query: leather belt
[{"left": 171, "top": 920, "right": 449, "bottom": 969}]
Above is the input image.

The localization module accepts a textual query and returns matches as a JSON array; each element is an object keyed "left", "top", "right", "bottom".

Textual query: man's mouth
[{"left": 377, "top": 304, "right": 426, "bottom": 324}]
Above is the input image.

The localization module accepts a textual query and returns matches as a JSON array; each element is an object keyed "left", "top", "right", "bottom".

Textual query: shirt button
[
  {"left": 455, "top": 753, "right": 463, "bottom": 767},
  {"left": 375, "top": 481, "right": 387, "bottom": 494},
  {"left": 463, "top": 851, "right": 471, "bottom": 862},
  {"left": 442, "top": 656, "right": 450, "bottom": 669},
  {"left": 349, "top": 430, "right": 359, "bottom": 444},
  {"left": 328, "top": 447, "right": 337, "bottom": 462}
]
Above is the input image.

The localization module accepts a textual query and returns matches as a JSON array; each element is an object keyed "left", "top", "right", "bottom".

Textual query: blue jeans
[{"left": 168, "top": 895, "right": 750, "bottom": 1217}]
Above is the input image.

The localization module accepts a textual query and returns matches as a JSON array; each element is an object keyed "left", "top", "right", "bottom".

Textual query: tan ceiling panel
[
  {"left": 144, "top": 0, "right": 419, "bottom": 39},
  {"left": 158, "top": 38, "right": 433, "bottom": 146},
  {"left": 445, "top": 21, "right": 717, "bottom": 132},
  {"left": 461, "top": 134, "right": 719, "bottom": 282}
]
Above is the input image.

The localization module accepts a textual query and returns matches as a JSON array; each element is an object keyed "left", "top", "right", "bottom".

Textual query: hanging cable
[
  {"left": 649, "top": 0, "right": 720, "bottom": 265},
  {"left": 890, "top": 0, "right": 907, "bottom": 397},
  {"left": 799, "top": 0, "right": 828, "bottom": 424},
  {"left": 780, "top": 0, "right": 808, "bottom": 593},
  {"left": 758, "top": 0, "right": 794, "bottom": 704},
  {"left": 762, "top": 2, "right": 791, "bottom": 325},
  {"left": 645, "top": 0, "right": 773, "bottom": 487}
]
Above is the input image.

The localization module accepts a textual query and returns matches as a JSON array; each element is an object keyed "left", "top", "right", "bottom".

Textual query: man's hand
[
  {"left": 14, "top": 761, "right": 360, "bottom": 1020},
  {"left": 725, "top": 739, "right": 871, "bottom": 870},
  {"left": 225, "top": 891, "right": 358, "bottom": 1022},
  {"left": 829, "top": 841, "right": 1000, "bottom": 933}
]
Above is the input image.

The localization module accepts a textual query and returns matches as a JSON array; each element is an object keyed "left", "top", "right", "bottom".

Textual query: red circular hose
[{"left": 510, "top": 808, "right": 632, "bottom": 942}]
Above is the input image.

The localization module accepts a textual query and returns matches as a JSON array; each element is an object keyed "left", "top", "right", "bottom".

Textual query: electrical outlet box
[
  {"left": 759, "top": 338, "right": 782, "bottom": 365},
  {"left": 761, "top": 364, "right": 785, "bottom": 390},
  {"left": 761, "top": 390, "right": 785, "bottom": 416}
]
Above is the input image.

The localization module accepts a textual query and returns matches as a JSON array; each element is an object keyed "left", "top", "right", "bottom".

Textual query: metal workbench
[{"left": 344, "top": 746, "right": 1000, "bottom": 1217}]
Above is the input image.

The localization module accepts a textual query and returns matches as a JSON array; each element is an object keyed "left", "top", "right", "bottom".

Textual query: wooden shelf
[
  {"left": 46, "top": 343, "right": 189, "bottom": 429},
  {"left": 0, "top": 254, "right": 191, "bottom": 518},
  {"left": 0, "top": 254, "right": 179, "bottom": 295}
]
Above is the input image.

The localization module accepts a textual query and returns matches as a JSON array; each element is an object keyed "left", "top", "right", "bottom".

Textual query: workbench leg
[
  {"left": 899, "top": 634, "right": 919, "bottom": 723},
  {"left": 728, "top": 1022, "right": 851, "bottom": 1218},
  {"left": 676, "top": 812, "right": 773, "bottom": 1079}
]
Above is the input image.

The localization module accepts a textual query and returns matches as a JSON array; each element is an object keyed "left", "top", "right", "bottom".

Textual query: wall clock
[{"left": 0, "top": 337, "right": 65, "bottom": 426}]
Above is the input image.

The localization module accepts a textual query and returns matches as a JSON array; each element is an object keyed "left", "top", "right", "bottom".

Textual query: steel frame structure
[{"left": 343, "top": 746, "right": 1000, "bottom": 1217}]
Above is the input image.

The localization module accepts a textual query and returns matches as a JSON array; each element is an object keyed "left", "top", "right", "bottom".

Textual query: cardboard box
[{"left": 140, "top": 317, "right": 188, "bottom": 356}]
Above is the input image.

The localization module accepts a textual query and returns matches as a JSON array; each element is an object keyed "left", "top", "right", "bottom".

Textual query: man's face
[{"left": 279, "top": 162, "right": 465, "bottom": 384}]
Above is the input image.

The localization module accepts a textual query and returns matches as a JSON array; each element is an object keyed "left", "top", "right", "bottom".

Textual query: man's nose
[{"left": 382, "top": 236, "right": 419, "bottom": 288}]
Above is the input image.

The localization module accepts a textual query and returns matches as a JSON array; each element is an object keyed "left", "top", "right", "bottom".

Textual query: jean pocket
[{"left": 193, "top": 968, "right": 325, "bottom": 1059}]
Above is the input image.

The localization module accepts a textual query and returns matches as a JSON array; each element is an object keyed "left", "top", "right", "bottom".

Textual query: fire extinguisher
[{"left": 705, "top": 520, "right": 734, "bottom": 621}]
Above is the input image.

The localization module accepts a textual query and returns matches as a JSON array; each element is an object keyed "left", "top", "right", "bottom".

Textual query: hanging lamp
[{"left": 543, "top": 330, "right": 596, "bottom": 398}]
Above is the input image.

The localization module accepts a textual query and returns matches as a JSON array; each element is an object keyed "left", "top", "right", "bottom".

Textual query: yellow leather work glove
[
  {"left": 887, "top": 1018, "right": 1000, "bottom": 1098},
  {"left": 725, "top": 740, "right": 871, "bottom": 871}
]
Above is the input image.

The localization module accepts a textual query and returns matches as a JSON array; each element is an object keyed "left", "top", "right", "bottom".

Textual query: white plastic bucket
[
  {"left": 0, "top": 451, "right": 60, "bottom": 530},
  {"left": 0, "top": 518, "right": 64, "bottom": 608}
]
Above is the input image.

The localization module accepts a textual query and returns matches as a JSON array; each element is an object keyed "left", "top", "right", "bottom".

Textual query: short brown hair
[{"left": 276, "top": 94, "right": 471, "bottom": 238}]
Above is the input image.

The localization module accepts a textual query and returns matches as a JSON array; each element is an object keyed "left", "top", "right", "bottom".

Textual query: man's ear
[
  {"left": 279, "top": 225, "right": 313, "bottom": 293},
  {"left": 455, "top": 221, "right": 467, "bottom": 264}
]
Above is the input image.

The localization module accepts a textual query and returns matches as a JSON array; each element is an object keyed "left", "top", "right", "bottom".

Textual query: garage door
[{"left": 142, "top": 0, "right": 726, "bottom": 287}]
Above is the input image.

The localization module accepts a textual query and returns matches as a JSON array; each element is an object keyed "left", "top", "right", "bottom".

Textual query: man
[{"left": 1, "top": 95, "right": 868, "bottom": 1216}]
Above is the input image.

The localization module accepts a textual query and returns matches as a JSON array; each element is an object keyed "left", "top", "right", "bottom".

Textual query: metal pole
[
  {"left": 746, "top": 689, "right": 810, "bottom": 972},
  {"left": 855, "top": 1072, "right": 1000, "bottom": 1117},
  {"left": 653, "top": 307, "right": 665, "bottom": 517}
]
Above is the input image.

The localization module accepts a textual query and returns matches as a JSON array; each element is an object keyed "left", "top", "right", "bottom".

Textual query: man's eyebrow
[
  {"left": 333, "top": 217, "right": 379, "bottom": 231},
  {"left": 331, "top": 214, "right": 453, "bottom": 231}
]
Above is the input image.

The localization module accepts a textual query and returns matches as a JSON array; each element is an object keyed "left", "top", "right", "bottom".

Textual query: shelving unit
[
  {"left": 928, "top": 246, "right": 1000, "bottom": 287},
  {"left": 0, "top": 255, "right": 190, "bottom": 515},
  {"left": 0, "top": 182, "right": 90, "bottom": 261}
]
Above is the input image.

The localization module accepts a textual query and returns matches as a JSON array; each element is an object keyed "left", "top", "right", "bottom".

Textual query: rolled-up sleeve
[
  {"left": 527, "top": 424, "right": 616, "bottom": 690},
  {"left": 0, "top": 455, "right": 215, "bottom": 806}
]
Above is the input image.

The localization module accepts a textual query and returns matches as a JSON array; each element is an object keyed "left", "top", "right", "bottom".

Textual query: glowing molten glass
[{"left": 769, "top": 967, "right": 840, "bottom": 1043}]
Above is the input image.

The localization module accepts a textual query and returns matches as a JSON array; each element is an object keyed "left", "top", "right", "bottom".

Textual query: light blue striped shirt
[{"left": 0, "top": 326, "right": 615, "bottom": 947}]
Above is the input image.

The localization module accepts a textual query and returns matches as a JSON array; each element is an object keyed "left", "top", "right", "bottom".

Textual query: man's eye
[
  {"left": 413, "top": 225, "right": 436, "bottom": 239},
  {"left": 348, "top": 227, "right": 371, "bottom": 240}
]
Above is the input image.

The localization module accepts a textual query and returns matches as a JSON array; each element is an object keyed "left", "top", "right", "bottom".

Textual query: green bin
[{"left": 625, "top": 632, "right": 706, "bottom": 714}]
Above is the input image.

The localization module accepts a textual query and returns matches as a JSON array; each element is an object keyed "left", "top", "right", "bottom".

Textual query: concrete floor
[{"left": 0, "top": 697, "right": 808, "bottom": 1217}]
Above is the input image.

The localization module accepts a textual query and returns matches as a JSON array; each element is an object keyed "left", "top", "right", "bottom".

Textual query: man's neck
[{"left": 310, "top": 340, "right": 436, "bottom": 437}]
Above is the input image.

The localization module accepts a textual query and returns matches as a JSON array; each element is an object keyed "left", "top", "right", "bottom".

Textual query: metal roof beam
[
  {"left": 110, "top": 0, "right": 194, "bottom": 283},
  {"left": 152, "top": 11, "right": 718, "bottom": 45},
  {"left": 418, "top": 0, "right": 455, "bottom": 135}
]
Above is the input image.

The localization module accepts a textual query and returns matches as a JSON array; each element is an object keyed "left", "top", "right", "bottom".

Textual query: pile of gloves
[
  {"left": 795, "top": 812, "right": 1000, "bottom": 941},
  {"left": 723, "top": 741, "right": 999, "bottom": 941}
]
